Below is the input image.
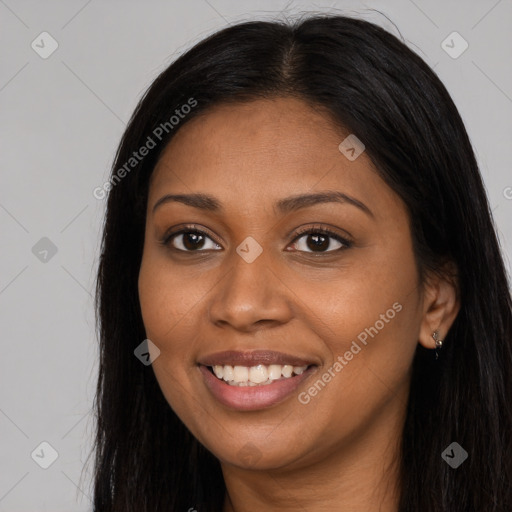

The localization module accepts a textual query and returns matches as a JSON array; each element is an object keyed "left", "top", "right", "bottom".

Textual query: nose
[{"left": 207, "top": 250, "right": 293, "bottom": 332}]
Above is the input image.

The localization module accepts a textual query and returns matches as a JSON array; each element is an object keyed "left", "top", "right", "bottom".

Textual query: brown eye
[
  {"left": 164, "top": 229, "right": 222, "bottom": 252},
  {"left": 291, "top": 228, "right": 352, "bottom": 253}
]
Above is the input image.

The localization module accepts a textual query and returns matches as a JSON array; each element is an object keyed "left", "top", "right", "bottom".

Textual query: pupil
[
  {"left": 184, "top": 232, "right": 204, "bottom": 250},
  {"left": 307, "top": 234, "right": 328, "bottom": 251}
]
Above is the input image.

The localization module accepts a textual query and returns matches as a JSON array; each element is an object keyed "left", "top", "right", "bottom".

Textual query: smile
[
  {"left": 197, "top": 350, "right": 318, "bottom": 410},
  {"left": 209, "top": 364, "right": 309, "bottom": 386}
]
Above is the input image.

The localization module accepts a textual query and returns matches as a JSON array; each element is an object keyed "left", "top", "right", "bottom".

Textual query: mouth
[
  {"left": 206, "top": 363, "right": 313, "bottom": 386},
  {"left": 197, "top": 350, "right": 318, "bottom": 410}
]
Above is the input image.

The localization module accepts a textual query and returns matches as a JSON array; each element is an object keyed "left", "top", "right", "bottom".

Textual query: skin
[{"left": 138, "top": 97, "right": 459, "bottom": 512}]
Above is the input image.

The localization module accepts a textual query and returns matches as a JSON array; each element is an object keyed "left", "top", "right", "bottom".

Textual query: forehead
[
  {"left": 149, "top": 97, "right": 400, "bottom": 220},
  {"left": 152, "top": 97, "right": 343, "bottom": 178}
]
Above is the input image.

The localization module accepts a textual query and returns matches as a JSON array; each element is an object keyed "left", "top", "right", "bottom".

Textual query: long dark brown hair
[{"left": 91, "top": 13, "right": 512, "bottom": 511}]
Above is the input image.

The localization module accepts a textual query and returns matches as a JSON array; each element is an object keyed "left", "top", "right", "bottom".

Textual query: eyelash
[{"left": 161, "top": 224, "right": 353, "bottom": 254}]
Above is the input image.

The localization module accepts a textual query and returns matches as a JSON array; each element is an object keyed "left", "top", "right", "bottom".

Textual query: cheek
[
  {"left": 138, "top": 252, "right": 209, "bottom": 345},
  {"left": 292, "top": 286, "right": 419, "bottom": 453},
  {"left": 137, "top": 256, "right": 203, "bottom": 424},
  {"left": 291, "top": 252, "right": 419, "bottom": 348},
  {"left": 138, "top": 254, "right": 213, "bottom": 435},
  {"left": 292, "top": 244, "right": 421, "bottom": 398}
]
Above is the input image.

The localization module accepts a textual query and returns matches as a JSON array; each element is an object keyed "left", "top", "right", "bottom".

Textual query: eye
[
  {"left": 290, "top": 226, "right": 352, "bottom": 253},
  {"left": 161, "top": 224, "right": 352, "bottom": 254},
  {"left": 162, "top": 226, "right": 222, "bottom": 252}
]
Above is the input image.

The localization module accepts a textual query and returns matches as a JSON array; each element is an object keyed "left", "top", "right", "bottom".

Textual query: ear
[{"left": 418, "top": 263, "right": 460, "bottom": 350}]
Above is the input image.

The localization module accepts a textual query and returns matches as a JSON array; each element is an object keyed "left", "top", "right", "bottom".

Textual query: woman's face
[{"left": 138, "top": 97, "right": 433, "bottom": 470}]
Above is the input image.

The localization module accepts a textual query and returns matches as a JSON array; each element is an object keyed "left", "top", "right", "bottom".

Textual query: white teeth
[
  {"left": 268, "top": 364, "right": 282, "bottom": 380},
  {"left": 233, "top": 366, "right": 249, "bottom": 383},
  {"left": 249, "top": 365, "right": 268, "bottom": 383},
  {"left": 223, "top": 365, "right": 234, "bottom": 381},
  {"left": 210, "top": 363, "right": 310, "bottom": 386},
  {"left": 282, "top": 365, "right": 293, "bottom": 378},
  {"left": 213, "top": 365, "right": 224, "bottom": 379}
]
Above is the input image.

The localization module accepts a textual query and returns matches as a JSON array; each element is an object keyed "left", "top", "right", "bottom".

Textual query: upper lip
[{"left": 198, "top": 350, "right": 316, "bottom": 367}]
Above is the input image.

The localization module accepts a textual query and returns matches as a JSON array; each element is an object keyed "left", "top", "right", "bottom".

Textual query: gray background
[{"left": 1, "top": 0, "right": 511, "bottom": 510}]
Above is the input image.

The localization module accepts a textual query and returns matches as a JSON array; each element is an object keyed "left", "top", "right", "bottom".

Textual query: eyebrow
[{"left": 152, "top": 191, "right": 373, "bottom": 218}]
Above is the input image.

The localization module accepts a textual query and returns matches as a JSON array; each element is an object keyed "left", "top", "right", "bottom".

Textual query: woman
[{"left": 92, "top": 13, "right": 512, "bottom": 511}]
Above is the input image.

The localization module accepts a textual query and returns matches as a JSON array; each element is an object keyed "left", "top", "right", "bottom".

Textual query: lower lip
[{"left": 199, "top": 365, "right": 316, "bottom": 411}]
